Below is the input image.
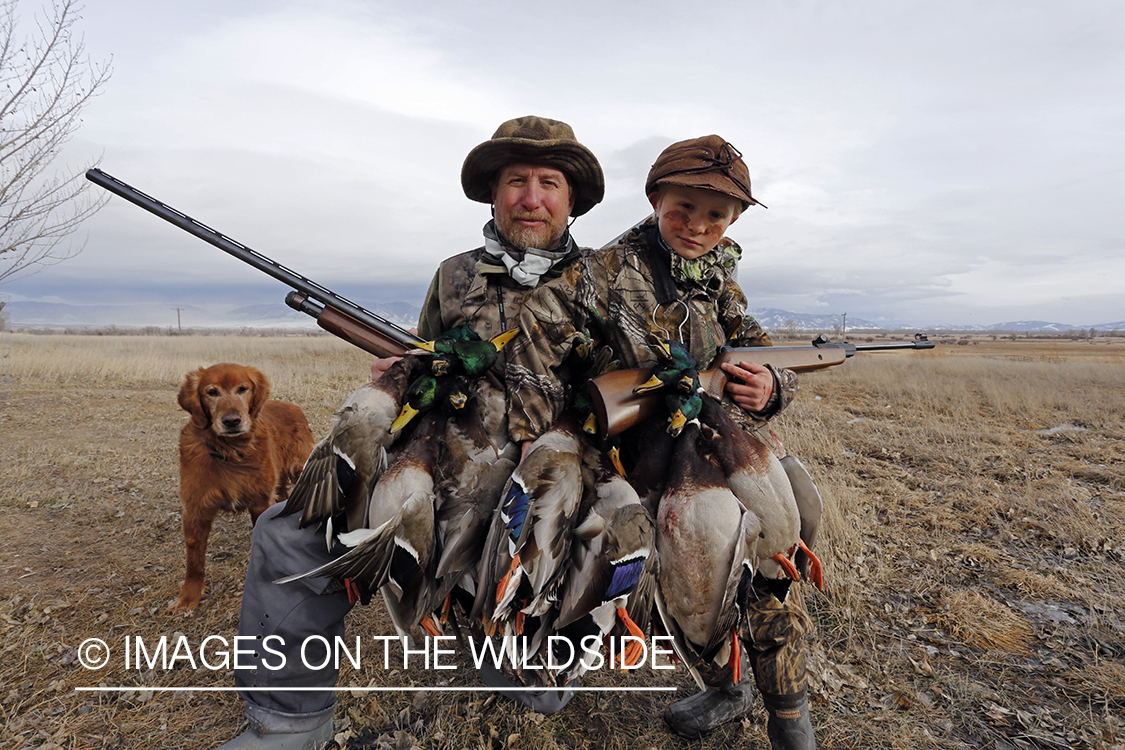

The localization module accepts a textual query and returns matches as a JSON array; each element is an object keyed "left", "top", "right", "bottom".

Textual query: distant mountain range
[
  {"left": 2, "top": 299, "right": 1122, "bottom": 334},
  {"left": 743, "top": 308, "right": 1124, "bottom": 333}
]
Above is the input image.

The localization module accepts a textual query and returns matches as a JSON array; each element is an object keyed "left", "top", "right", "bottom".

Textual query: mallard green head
[
  {"left": 666, "top": 391, "right": 703, "bottom": 437},
  {"left": 391, "top": 374, "right": 440, "bottom": 433}
]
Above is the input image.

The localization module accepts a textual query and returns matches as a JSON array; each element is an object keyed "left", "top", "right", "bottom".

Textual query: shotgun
[
  {"left": 588, "top": 334, "right": 936, "bottom": 438},
  {"left": 84, "top": 168, "right": 422, "bottom": 357}
]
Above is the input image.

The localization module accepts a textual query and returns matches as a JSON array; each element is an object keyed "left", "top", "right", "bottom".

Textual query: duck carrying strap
[{"left": 588, "top": 334, "right": 935, "bottom": 438}]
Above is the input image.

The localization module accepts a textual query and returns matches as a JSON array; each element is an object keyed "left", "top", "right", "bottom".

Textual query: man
[{"left": 217, "top": 116, "right": 604, "bottom": 750}]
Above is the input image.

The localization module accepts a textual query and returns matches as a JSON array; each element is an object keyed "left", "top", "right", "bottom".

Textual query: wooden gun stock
[
  {"left": 285, "top": 292, "right": 411, "bottom": 358},
  {"left": 588, "top": 335, "right": 934, "bottom": 438}
]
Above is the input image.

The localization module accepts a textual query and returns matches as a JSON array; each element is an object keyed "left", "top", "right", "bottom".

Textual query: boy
[{"left": 505, "top": 135, "right": 815, "bottom": 749}]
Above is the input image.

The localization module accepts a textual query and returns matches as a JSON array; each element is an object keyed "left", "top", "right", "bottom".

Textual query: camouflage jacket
[
  {"left": 506, "top": 218, "right": 798, "bottom": 442},
  {"left": 417, "top": 244, "right": 583, "bottom": 346}
]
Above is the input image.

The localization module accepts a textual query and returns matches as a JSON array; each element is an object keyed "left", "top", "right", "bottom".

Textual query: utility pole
[
  {"left": 842, "top": 312, "right": 847, "bottom": 340},
  {"left": 172, "top": 307, "right": 183, "bottom": 333}
]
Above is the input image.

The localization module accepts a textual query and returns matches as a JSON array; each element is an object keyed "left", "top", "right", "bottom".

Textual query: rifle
[
  {"left": 84, "top": 168, "right": 422, "bottom": 357},
  {"left": 589, "top": 334, "right": 936, "bottom": 438}
]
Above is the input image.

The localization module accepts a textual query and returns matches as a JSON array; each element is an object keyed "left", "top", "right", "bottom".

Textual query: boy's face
[{"left": 648, "top": 184, "right": 741, "bottom": 260}]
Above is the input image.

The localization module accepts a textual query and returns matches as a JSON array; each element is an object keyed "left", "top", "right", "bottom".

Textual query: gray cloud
[{"left": 4, "top": 0, "right": 1123, "bottom": 329}]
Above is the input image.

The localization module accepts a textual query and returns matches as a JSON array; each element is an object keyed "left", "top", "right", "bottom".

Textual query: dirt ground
[{"left": 1, "top": 334, "right": 1124, "bottom": 749}]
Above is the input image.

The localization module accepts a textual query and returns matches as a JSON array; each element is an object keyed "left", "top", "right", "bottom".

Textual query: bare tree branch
[{"left": 0, "top": 0, "right": 111, "bottom": 284}]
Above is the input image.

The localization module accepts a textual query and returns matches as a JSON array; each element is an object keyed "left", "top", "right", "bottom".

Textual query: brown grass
[
  {"left": 929, "top": 591, "right": 1033, "bottom": 654},
  {"left": 2, "top": 333, "right": 1125, "bottom": 749}
]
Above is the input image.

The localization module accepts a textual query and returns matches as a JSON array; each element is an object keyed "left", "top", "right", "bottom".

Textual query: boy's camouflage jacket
[{"left": 506, "top": 218, "right": 798, "bottom": 442}]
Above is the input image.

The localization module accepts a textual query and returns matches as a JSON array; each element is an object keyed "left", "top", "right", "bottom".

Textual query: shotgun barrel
[{"left": 85, "top": 168, "right": 421, "bottom": 357}]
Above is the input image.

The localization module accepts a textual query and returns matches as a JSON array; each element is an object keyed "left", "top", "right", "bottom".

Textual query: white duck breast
[
  {"left": 653, "top": 420, "right": 764, "bottom": 689},
  {"left": 698, "top": 395, "right": 803, "bottom": 582}
]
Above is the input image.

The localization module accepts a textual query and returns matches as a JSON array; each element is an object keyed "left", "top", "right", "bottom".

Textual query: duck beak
[
  {"left": 412, "top": 340, "right": 436, "bottom": 353},
  {"left": 633, "top": 375, "right": 664, "bottom": 394},
  {"left": 489, "top": 327, "right": 520, "bottom": 351},
  {"left": 390, "top": 403, "right": 420, "bottom": 433},
  {"left": 582, "top": 412, "right": 599, "bottom": 435},
  {"left": 668, "top": 410, "right": 688, "bottom": 436},
  {"left": 609, "top": 446, "right": 626, "bottom": 477}
]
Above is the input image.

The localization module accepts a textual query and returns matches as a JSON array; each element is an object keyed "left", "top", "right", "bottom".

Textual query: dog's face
[{"left": 178, "top": 363, "right": 271, "bottom": 436}]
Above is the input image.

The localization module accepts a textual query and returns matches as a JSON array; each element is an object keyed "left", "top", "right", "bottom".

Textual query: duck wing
[
  {"left": 555, "top": 447, "right": 654, "bottom": 632},
  {"left": 277, "top": 414, "right": 439, "bottom": 602},
  {"left": 274, "top": 487, "right": 434, "bottom": 602},
  {"left": 475, "top": 419, "right": 583, "bottom": 628},
  {"left": 432, "top": 388, "right": 519, "bottom": 587},
  {"left": 280, "top": 357, "right": 418, "bottom": 537}
]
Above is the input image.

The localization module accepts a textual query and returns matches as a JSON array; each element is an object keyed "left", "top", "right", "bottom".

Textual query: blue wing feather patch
[
  {"left": 605, "top": 556, "right": 645, "bottom": 600},
  {"left": 501, "top": 481, "right": 531, "bottom": 543}
]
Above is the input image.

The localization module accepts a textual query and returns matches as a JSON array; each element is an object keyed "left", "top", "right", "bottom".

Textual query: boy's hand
[
  {"left": 721, "top": 361, "right": 774, "bottom": 413},
  {"left": 371, "top": 356, "right": 402, "bottom": 381}
]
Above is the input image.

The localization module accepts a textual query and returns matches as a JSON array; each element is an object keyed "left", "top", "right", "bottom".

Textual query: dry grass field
[{"left": 1, "top": 332, "right": 1124, "bottom": 750}]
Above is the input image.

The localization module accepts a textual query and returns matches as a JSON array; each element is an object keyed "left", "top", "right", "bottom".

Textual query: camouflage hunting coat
[
  {"left": 506, "top": 218, "right": 798, "bottom": 442},
  {"left": 417, "top": 244, "right": 583, "bottom": 347}
]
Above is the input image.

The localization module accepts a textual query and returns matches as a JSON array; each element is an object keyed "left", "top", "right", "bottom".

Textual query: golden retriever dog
[{"left": 172, "top": 363, "right": 315, "bottom": 612}]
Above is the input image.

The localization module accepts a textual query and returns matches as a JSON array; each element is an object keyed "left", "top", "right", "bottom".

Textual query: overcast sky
[{"left": 5, "top": 0, "right": 1124, "bottom": 328}]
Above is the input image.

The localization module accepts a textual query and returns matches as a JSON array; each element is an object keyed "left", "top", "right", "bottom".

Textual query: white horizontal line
[{"left": 75, "top": 686, "right": 677, "bottom": 693}]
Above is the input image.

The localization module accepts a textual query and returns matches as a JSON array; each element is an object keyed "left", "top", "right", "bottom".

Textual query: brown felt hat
[
  {"left": 461, "top": 116, "right": 605, "bottom": 217},
  {"left": 645, "top": 135, "right": 765, "bottom": 210}
]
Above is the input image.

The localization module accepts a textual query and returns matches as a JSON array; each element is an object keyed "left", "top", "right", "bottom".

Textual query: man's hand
[
  {"left": 371, "top": 356, "right": 402, "bottom": 381},
  {"left": 720, "top": 361, "right": 775, "bottom": 413},
  {"left": 371, "top": 326, "right": 418, "bottom": 381}
]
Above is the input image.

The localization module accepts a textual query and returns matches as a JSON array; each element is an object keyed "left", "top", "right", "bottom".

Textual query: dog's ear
[
  {"left": 177, "top": 369, "right": 210, "bottom": 428},
  {"left": 247, "top": 367, "right": 271, "bottom": 417}
]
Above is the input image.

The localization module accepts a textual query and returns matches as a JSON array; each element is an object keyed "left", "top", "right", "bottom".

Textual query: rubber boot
[
  {"left": 662, "top": 677, "right": 755, "bottom": 739},
  {"left": 479, "top": 661, "right": 578, "bottom": 714},
  {"left": 214, "top": 719, "right": 332, "bottom": 750},
  {"left": 763, "top": 692, "right": 815, "bottom": 750}
]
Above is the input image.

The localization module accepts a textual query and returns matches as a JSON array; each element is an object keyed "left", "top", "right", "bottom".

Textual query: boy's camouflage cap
[
  {"left": 645, "top": 135, "right": 766, "bottom": 210},
  {"left": 461, "top": 116, "right": 605, "bottom": 217}
]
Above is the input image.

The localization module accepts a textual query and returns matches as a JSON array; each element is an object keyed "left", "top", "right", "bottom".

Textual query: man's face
[
  {"left": 648, "top": 184, "right": 741, "bottom": 260},
  {"left": 492, "top": 163, "right": 575, "bottom": 250}
]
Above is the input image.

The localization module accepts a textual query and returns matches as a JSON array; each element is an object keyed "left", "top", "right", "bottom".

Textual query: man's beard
[{"left": 496, "top": 212, "right": 567, "bottom": 250}]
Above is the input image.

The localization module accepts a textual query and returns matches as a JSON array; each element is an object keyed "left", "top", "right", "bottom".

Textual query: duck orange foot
[
  {"left": 614, "top": 607, "right": 647, "bottom": 669},
  {"left": 496, "top": 554, "right": 522, "bottom": 605},
  {"left": 729, "top": 627, "right": 742, "bottom": 684},
  {"left": 344, "top": 578, "right": 361, "bottom": 605},
  {"left": 799, "top": 539, "right": 824, "bottom": 591},
  {"left": 772, "top": 551, "right": 801, "bottom": 582}
]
